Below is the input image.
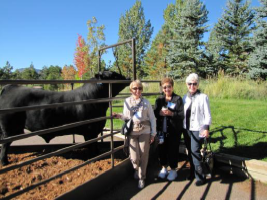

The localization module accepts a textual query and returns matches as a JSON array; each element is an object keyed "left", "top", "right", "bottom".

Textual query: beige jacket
[{"left": 122, "top": 96, "right": 156, "bottom": 136}]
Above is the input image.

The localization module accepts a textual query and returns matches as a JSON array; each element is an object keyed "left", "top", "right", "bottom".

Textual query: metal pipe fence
[{"left": 0, "top": 78, "right": 161, "bottom": 199}]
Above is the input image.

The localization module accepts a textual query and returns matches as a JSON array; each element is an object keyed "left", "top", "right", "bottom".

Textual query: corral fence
[
  {"left": 0, "top": 38, "right": 163, "bottom": 199},
  {"left": 0, "top": 79, "right": 161, "bottom": 199}
]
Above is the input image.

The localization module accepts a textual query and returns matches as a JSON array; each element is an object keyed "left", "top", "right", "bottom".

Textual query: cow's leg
[
  {"left": 84, "top": 133, "right": 99, "bottom": 157},
  {"left": 83, "top": 122, "right": 106, "bottom": 157},
  {"left": 0, "top": 142, "right": 11, "bottom": 166},
  {"left": 0, "top": 112, "right": 26, "bottom": 166},
  {"left": 0, "top": 125, "right": 12, "bottom": 166}
]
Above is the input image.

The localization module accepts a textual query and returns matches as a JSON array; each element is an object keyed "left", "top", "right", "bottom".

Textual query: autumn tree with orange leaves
[
  {"left": 74, "top": 35, "right": 90, "bottom": 80},
  {"left": 61, "top": 65, "right": 77, "bottom": 90},
  {"left": 62, "top": 65, "right": 77, "bottom": 80}
]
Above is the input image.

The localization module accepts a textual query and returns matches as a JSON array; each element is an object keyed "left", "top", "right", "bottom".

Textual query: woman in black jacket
[{"left": 154, "top": 77, "right": 184, "bottom": 181}]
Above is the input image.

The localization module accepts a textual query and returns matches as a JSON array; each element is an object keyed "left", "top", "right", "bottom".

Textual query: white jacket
[{"left": 183, "top": 92, "right": 211, "bottom": 131}]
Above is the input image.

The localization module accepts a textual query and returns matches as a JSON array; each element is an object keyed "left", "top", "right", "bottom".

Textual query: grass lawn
[
  {"left": 209, "top": 99, "right": 267, "bottom": 161},
  {"left": 106, "top": 98, "right": 267, "bottom": 161}
]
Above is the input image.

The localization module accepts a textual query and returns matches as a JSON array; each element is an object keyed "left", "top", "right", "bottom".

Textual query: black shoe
[
  {"left": 186, "top": 174, "right": 195, "bottom": 180},
  {"left": 195, "top": 180, "right": 206, "bottom": 186}
]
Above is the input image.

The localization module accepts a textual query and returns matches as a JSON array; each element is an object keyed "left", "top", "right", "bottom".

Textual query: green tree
[
  {"left": 248, "top": 0, "right": 267, "bottom": 80},
  {"left": 205, "top": 28, "right": 225, "bottom": 76},
  {"left": 166, "top": 0, "right": 208, "bottom": 79},
  {"left": 214, "top": 0, "right": 255, "bottom": 75},
  {"left": 12, "top": 69, "right": 22, "bottom": 79},
  {"left": 117, "top": 0, "right": 153, "bottom": 78},
  {"left": 86, "top": 17, "right": 105, "bottom": 78},
  {"left": 0, "top": 61, "right": 13, "bottom": 79},
  {"left": 39, "top": 66, "right": 50, "bottom": 80},
  {"left": 44, "top": 65, "right": 62, "bottom": 91},
  {"left": 21, "top": 63, "right": 39, "bottom": 80},
  {"left": 143, "top": 1, "right": 182, "bottom": 79}
]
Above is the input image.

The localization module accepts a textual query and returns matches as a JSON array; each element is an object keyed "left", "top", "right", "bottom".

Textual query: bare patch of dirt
[{"left": 0, "top": 151, "right": 123, "bottom": 200}]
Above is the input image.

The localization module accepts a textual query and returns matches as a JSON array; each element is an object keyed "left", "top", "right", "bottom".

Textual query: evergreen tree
[
  {"left": 117, "top": 0, "right": 153, "bottom": 78},
  {"left": 248, "top": 0, "right": 267, "bottom": 80},
  {"left": 166, "top": 0, "right": 208, "bottom": 79},
  {"left": 205, "top": 28, "right": 225, "bottom": 76},
  {"left": 21, "top": 63, "right": 39, "bottom": 80},
  {"left": 0, "top": 61, "right": 13, "bottom": 79},
  {"left": 44, "top": 65, "right": 62, "bottom": 91},
  {"left": 12, "top": 69, "right": 22, "bottom": 80},
  {"left": 39, "top": 66, "right": 50, "bottom": 80},
  {"left": 143, "top": 1, "right": 184, "bottom": 79},
  {"left": 214, "top": 0, "right": 255, "bottom": 75}
]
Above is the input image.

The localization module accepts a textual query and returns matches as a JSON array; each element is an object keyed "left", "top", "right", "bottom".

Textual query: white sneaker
[
  {"left": 167, "top": 169, "right": 177, "bottom": 181},
  {"left": 138, "top": 180, "right": 145, "bottom": 189},
  {"left": 158, "top": 167, "right": 168, "bottom": 179}
]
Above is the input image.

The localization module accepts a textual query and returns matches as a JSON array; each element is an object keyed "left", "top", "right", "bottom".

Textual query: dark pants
[
  {"left": 183, "top": 129, "right": 205, "bottom": 181},
  {"left": 158, "top": 131, "right": 181, "bottom": 169}
]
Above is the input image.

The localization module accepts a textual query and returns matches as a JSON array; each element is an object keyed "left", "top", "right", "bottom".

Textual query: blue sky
[{"left": 0, "top": 0, "right": 260, "bottom": 71}]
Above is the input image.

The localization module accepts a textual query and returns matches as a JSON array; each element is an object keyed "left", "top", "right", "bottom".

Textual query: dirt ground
[{"left": 0, "top": 149, "right": 124, "bottom": 200}]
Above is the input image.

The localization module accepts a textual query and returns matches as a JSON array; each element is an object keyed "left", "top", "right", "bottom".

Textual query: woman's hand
[
  {"left": 112, "top": 112, "right": 121, "bottom": 119},
  {"left": 201, "top": 130, "right": 210, "bottom": 138},
  {"left": 150, "top": 135, "right": 155, "bottom": 144},
  {"left": 160, "top": 110, "right": 173, "bottom": 117}
]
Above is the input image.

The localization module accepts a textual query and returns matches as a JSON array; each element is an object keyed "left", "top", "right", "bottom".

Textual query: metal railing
[{"left": 0, "top": 78, "right": 161, "bottom": 199}]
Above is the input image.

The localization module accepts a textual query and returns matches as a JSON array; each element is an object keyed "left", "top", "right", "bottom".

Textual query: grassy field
[
  {"left": 106, "top": 97, "right": 267, "bottom": 161},
  {"left": 209, "top": 99, "right": 267, "bottom": 161}
]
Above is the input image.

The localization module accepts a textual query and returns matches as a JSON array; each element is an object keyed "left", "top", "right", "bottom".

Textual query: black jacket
[{"left": 154, "top": 93, "right": 184, "bottom": 133}]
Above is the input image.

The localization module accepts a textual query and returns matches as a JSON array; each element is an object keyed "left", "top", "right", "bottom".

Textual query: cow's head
[{"left": 95, "top": 70, "right": 130, "bottom": 97}]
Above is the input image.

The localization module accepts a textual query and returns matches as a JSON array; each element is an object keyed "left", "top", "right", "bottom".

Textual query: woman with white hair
[{"left": 183, "top": 73, "right": 212, "bottom": 186}]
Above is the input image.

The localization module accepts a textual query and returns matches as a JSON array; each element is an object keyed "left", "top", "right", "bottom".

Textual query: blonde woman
[{"left": 114, "top": 80, "right": 156, "bottom": 189}]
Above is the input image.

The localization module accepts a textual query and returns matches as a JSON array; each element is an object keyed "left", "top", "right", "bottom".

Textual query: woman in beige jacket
[{"left": 114, "top": 80, "right": 156, "bottom": 189}]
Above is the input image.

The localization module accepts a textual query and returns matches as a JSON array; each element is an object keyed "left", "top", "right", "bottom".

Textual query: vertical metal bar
[
  {"left": 132, "top": 38, "right": 136, "bottom": 80},
  {"left": 109, "top": 83, "right": 114, "bottom": 168},
  {"left": 71, "top": 82, "right": 76, "bottom": 144},
  {"left": 98, "top": 50, "right": 101, "bottom": 72}
]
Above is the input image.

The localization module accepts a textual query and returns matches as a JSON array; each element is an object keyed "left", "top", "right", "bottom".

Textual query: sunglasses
[
  {"left": 187, "top": 83, "right": 198, "bottom": 86},
  {"left": 132, "top": 87, "right": 143, "bottom": 91},
  {"left": 163, "top": 85, "right": 172, "bottom": 89}
]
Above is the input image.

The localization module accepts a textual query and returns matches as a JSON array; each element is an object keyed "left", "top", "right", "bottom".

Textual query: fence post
[
  {"left": 71, "top": 82, "right": 76, "bottom": 144},
  {"left": 109, "top": 83, "right": 114, "bottom": 168}
]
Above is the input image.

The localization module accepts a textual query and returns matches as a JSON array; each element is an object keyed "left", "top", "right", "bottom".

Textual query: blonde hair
[
  {"left": 186, "top": 73, "right": 199, "bottom": 84},
  {"left": 129, "top": 80, "right": 143, "bottom": 90}
]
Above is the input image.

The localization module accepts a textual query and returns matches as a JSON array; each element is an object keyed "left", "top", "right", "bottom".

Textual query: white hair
[{"left": 186, "top": 73, "right": 199, "bottom": 84}]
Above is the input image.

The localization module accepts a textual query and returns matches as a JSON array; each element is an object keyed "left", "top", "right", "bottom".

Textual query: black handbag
[
  {"left": 121, "top": 118, "right": 133, "bottom": 136},
  {"left": 201, "top": 138, "right": 214, "bottom": 177}
]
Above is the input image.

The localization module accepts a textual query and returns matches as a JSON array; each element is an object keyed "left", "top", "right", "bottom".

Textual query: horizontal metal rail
[
  {"left": 0, "top": 130, "right": 120, "bottom": 174},
  {"left": 0, "top": 116, "right": 111, "bottom": 144},
  {"left": 99, "top": 39, "right": 133, "bottom": 52},
  {"left": 0, "top": 96, "right": 128, "bottom": 115},
  {"left": 0, "top": 79, "right": 130, "bottom": 85},
  {"left": 2, "top": 144, "right": 124, "bottom": 200}
]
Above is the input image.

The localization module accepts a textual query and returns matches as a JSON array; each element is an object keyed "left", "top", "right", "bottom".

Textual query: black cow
[{"left": 0, "top": 70, "right": 129, "bottom": 166}]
